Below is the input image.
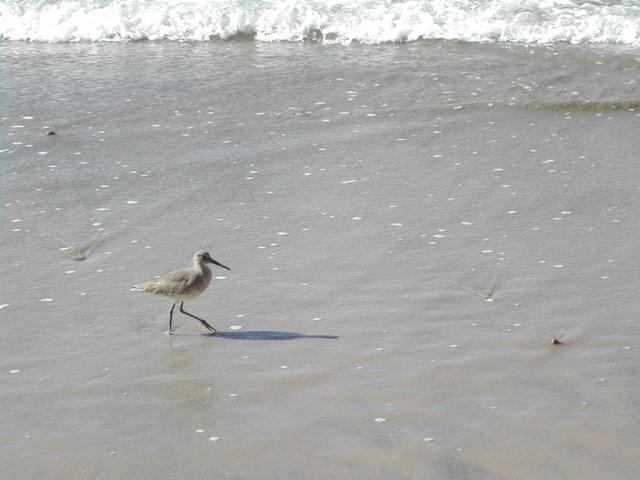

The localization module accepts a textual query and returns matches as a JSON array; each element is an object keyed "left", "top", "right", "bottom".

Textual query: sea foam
[{"left": 1, "top": 0, "right": 639, "bottom": 45}]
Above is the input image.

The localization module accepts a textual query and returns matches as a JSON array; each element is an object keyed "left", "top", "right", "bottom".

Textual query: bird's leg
[
  {"left": 167, "top": 302, "right": 177, "bottom": 335},
  {"left": 179, "top": 301, "right": 217, "bottom": 333}
]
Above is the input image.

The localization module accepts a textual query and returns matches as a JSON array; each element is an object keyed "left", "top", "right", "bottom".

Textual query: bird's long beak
[{"left": 208, "top": 257, "right": 230, "bottom": 270}]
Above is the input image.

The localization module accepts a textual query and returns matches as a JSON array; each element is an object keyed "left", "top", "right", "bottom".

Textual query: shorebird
[{"left": 131, "top": 250, "right": 230, "bottom": 334}]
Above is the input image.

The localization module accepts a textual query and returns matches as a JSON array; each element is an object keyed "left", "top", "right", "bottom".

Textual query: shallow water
[{"left": 2, "top": 41, "right": 640, "bottom": 479}]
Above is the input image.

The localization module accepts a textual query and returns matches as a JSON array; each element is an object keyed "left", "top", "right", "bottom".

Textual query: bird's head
[{"left": 194, "top": 250, "right": 230, "bottom": 270}]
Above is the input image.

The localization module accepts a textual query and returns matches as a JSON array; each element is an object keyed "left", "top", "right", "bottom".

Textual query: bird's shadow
[{"left": 204, "top": 330, "right": 339, "bottom": 341}]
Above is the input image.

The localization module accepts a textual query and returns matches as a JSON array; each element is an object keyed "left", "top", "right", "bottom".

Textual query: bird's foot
[
  {"left": 163, "top": 329, "right": 173, "bottom": 336},
  {"left": 201, "top": 321, "right": 217, "bottom": 333}
]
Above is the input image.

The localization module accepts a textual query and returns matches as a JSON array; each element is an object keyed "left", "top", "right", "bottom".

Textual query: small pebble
[{"left": 374, "top": 418, "right": 387, "bottom": 423}]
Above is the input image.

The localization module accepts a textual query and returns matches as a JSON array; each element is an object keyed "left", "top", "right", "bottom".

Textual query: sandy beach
[{"left": 2, "top": 38, "right": 640, "bottom": 479}]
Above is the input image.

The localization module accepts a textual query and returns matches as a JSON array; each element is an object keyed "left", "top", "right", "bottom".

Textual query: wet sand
[{"left": 2, "top": 41, "right": 640, "bottom": 479}]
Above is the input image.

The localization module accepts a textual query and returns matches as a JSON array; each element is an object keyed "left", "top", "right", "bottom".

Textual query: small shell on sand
[{"left": 551, "top": 338, "right": 563, "bottom": 345}]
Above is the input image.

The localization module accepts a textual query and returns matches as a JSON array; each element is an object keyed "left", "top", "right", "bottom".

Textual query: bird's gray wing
[{"left": 136, "top": 269, "right": 194, "bottom": 296}]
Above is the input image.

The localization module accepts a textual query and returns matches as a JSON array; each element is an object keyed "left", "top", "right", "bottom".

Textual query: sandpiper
[{"left": 131, "top": 250, "right": 230, "bottom": 334}]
